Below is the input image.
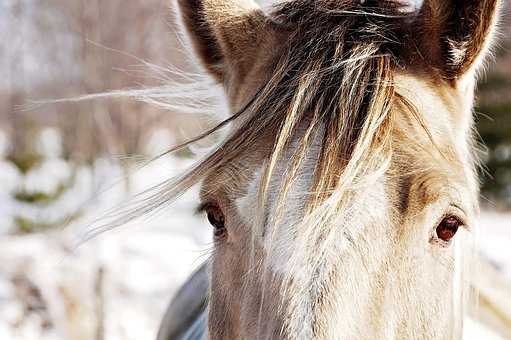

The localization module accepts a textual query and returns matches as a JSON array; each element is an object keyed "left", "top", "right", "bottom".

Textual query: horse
[{"left": 149, "top": 0, "right": 501, "bottom": 339}]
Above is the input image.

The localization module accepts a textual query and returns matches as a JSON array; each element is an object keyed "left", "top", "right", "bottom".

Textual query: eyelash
[
  {"left": 197, "top": 202, "right": 212, "bottom": 214},
  {"left": 198, "top": 201, "right": 227, "bottom": 239}
]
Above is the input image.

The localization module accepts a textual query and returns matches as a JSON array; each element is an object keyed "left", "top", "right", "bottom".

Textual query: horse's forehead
[
  {"left": 234, "top": 168, "right": 389, "bottom": 272},
  {"left": 202, "top": 72, "right": 476, "bottom": 232},
  {"left": 233, "top": 123, "right": 324, "bottom": 241}
]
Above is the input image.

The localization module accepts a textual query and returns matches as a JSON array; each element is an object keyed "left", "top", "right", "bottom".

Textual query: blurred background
[{"left": 0, "top": 1, "right": 509, "bottom": 340}]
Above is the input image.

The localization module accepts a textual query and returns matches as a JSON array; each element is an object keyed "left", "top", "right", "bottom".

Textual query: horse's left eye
[
  {"left": 205, "top": 205, "right": 226, "bottom": 239},
  {"left": 436, "top": 216, "right": 462, "bottom": 242}
]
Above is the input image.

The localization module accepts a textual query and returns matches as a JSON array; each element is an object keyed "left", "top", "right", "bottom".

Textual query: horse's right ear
[
  {"left": 413, "top": 0, "right": 501, "bottom": 80},
  {"left": 176, "top": 0, "right": 270, "bottom": 82}
]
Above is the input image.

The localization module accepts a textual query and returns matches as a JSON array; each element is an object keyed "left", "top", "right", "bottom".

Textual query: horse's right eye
[
  {"left": 436, "top": 216, "right": 462, "bottom": 242},
  {"left": 205, "top": 205, "right": 226, "bottom": 239}
]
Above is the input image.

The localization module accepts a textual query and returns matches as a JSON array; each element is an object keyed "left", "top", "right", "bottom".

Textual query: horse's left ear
[{"left": 414, "top": 0, "right": 501, "bottom": 80}]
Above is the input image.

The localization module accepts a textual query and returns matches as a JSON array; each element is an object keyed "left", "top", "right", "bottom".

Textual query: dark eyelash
[{"left": 196, "top": 202, "right": 215, "bottom": 214}]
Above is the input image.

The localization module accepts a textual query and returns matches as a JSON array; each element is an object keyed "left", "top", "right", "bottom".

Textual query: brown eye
[
  {"left": 436, "top": 216, "right": 462, "bottom": 242},
  {"left": 206, "top": 205, "right": 226, "bottom": 239}
]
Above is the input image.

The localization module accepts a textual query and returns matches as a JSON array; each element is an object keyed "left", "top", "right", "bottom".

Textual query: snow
[
  {"left": 35, "top": 128, "right": 63, "bottom": 159},
  {"left": 0, "top": 164, "right": 210, "bottom": 340},
  {"left": 23, "top": 159, "right": 72, "bottom": 196},
  {"left": 143, "top": 129, "right": 177, "bottom": 157},
  {"left": 479, "top": 211, "right": 511, "bottom": 282},
  {"left": 0, "top": 128, "right": 212, "bottom": 340},
  {"left": 0, "top": 130, "right": 12, "bottom": 158}
]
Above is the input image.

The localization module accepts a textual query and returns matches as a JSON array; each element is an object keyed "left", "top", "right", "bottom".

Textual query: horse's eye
[
  {"left": 206, "top": 205, "right": 226, "bottom": 239},
  {"left": 436, "top": 216, "right": 462, "bottom": 242}
]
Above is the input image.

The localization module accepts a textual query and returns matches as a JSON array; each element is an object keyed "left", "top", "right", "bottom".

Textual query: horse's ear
[
  {"left": 414, "top": 0, "right": 501, "bottom": 80},
  {"left": 176, "top": 0, "right": 269, "bottom": 82}
]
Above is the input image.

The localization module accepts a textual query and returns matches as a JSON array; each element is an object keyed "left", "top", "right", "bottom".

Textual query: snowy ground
[
  {"left": 0, "top": 128, "right": 212, "bottom": 340},
  {"left": 479, "top": 211, "right": 511, "bottom": 282},
  {"left": 0, "top": 128, "right": 510, "bottom": 340}
]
